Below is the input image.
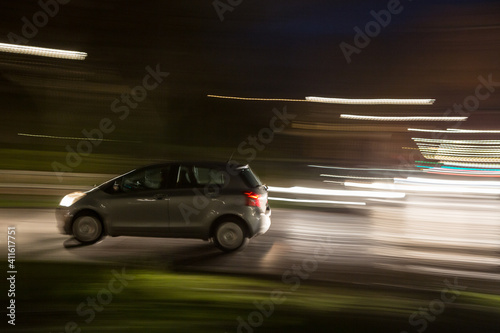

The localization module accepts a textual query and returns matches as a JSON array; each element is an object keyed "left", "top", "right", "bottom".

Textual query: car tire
[
  {"left": 72, "top": 214, "right": 103, "bottom": 245},
  {"left": 213, "top": 219, "right": 249, "bottom": 252}
]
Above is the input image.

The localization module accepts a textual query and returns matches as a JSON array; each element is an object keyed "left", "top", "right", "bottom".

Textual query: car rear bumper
[{"left": 255, "top": 212, "right": 271, "bottom": 236}]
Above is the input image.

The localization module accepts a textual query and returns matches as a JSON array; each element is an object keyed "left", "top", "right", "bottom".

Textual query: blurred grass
[{"left": 9, "top": 261, "right": 500, "bottom": 333}]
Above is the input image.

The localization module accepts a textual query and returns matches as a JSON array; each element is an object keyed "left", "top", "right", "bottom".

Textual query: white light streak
[
  {"left": 207, "top": 95, "right": 436, "bottom": 105},
  {"left": 413, "top": 138, "right": 500, "bottom": 144},
  {"left": 423, "top": 168, "right": 500, "bottom": 176},
  {"left": 308, "top": 165, "right": 422, "bottom": 173},
  {"left": 18, "top": 133, "right": 140, "bottom": 143},
  {"left": 442, "top": 161, "right": 500, "bottom": 169},
  {"left": 408, "top": 128, "right": 450, "bottom": 133},
  {"left": 0, "top": 43, "right": 87, "bottom": 60},
  {"left": 409, "top": 128, "right": 500, "bottom": 133},
  {"left": 345, "top": 181, "right": 500, "bottom": 194},
  {"left": 268, "top": 197, "right": 366, "bottom": 206},
  {"left": 426, "top": 156, "right": 500, "bottom": 162},
  {"left": 268, "top": 186, "right": 406, "bottom": 199},
  {"left": 394, "top": 177, "right": 500, "bottom": 187},
  {"left": 367, "top": 198, "right": 498, "bottom": 209},
  {"left": 342, "top": 115, "right": 467, "bottom": 121},
  {"left": 306, "top": 97, "right": 435, "bottom": 105},
  {"left": 320, "top": 174, "right": 393, "bottom": 180},
  {"left": 446, "top": 129, "right": 500, "bottom": 133}
]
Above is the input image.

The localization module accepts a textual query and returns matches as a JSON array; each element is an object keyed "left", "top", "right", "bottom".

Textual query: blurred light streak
[
  {"left": 291, "top": 122, "right": 407, "bottom": 132},
  {"left": 413, "top": 138, "right": 500, "bottom": 144},
  {"left": 424, "top": 170, "right": 500, "bottom": 177},
  {"left": 367, "top": 198, "right": 498, "bottom": 209},
  {"left": 394, "top": 177, "right": 500, "bottom": 186},
  {"left": 320, "top": 174, "right": 393, "bottom": 180},
  {"left": 323, "top": 180, "right": 346, "bottom": 184},
  {"left": 447, "top": 129, "right": 500, "bottom": 133},
  {"left": 442, "top": 161, "right": 500, "bottom": 168},
  {"left": 418, "top": 166, "right": 500, "bottom": 176},
  {"left": 425, "top": 155, "right": 500, "bottom": 162},
  {"left": 305, "top": 97, "right": 435, "bottom": 105},
  {"left": 207, "top": 95, "right": 435, "bottom": 105},
  {"left": 418, "top": 150, "right": 500, "bottom": 156},
  {"left": 268, "top": 186, "right": 406, "bottom": 199},
  {"left": 18, "top": 133, "right": 141, "bottom": 143},
  {"left": 442, "top": 166, "right": 500, "bottom": 171},
  {"left": 418, "top": 145, "right": 500, "bottom": 155},
  {"left": 408, "top": 128, "right": 451, "bottom": 133},
  {"left": 341, "top": 115, "right": 467, "bottom": 121},
  {"left": 416, "top": 144, "right": 500, "bottom": 152},
  {"left": 345, "top": 179, "right": 500, "bottom": 194},
  {"left": 0, "top": 42, "right": 87, "bottom": 60},
  {"left": 309, "top": 165, "right": 422, "bottom": 173},
  {"left": 416, "top": 143, "right": 500, "bottom": 148},
  {"left": 415, "top": 160, "right": 440, "bottom": 165},
  {"left": 409, "top": 128, "right": 500, "bottom": 133},
  {"left": 268, "top": 197, "right": 366, "bottom": 206},
  {"left": 207, "top": 95, "right": 306, "bottom": 102}
]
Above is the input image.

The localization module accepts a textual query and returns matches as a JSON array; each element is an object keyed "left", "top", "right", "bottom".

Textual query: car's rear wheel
[
  {"left": 72, "top": 215, "right": 103, "bottom": 244},
  {"left": 213, "top": 219, "right": 248, "bottom": 252}
]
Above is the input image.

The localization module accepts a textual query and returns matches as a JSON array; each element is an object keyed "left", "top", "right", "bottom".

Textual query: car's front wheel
[
  {"left": 213, "top": 219, "right": 248, "bottom": 252},
  {"left": 72, "top": 214, "right": 103, "bottom": 244}
]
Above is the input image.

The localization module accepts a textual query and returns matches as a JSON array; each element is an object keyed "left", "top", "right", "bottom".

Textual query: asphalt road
[{"left": 1, "top": 195, "right": 499, "bottom": 294}]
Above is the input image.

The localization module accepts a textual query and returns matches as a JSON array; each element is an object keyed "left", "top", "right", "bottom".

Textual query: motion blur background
[{"left": 2, "top": 0, "right": 499, "bottom": 174}]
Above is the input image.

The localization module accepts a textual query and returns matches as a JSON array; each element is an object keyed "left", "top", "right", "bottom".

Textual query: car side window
[
  {"left": 121, "top": 166, "right": 170, "bottom": 192},
  {"left": 193, "top": 166, "right": 225, "bottom": 186},
  {"left": 176, "top": 165, "right": 225, "bottom": 188},
  {"left": 176, "top": 165, "right": 197, "bottom": 188}
]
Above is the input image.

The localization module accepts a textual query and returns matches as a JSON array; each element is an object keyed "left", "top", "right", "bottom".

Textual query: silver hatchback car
[{"left": 56, "top": 162, "right": 271, "bottom": 252}]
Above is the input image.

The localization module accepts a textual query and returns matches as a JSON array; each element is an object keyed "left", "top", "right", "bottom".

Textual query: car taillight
[{"left": 244, "top": 192, "right": 265, "bottom": 208}]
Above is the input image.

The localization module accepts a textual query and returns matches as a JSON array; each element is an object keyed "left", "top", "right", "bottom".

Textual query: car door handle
[{"left": 153, "top": 194, "right": 167, "bottom": 200}]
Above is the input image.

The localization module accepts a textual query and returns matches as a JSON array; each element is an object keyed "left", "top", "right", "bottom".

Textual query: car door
[
  {"left": 167, "top": 164, "right": 225, "bottom": 238},
  {"left": 103, "top": 165, "right": 173, "bottom": 236}
]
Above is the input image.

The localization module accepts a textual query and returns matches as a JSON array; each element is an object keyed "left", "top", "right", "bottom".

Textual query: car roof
[{"left": 136, "top": 161, "right": 249, "bottom": 170}]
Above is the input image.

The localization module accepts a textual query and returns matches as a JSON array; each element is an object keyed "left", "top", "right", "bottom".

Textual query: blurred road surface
[{"left": 2, "top": 195, "right": 499, "bottom": 294}]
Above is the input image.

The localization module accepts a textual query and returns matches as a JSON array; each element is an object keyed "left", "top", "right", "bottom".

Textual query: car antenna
[{"left": 227, "top": 148, "right": 236, "bottom": 164}]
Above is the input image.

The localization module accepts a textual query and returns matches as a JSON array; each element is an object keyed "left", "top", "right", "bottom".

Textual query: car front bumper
[{"left": 55, "top": 206, "right": 74, "bottom": 235}]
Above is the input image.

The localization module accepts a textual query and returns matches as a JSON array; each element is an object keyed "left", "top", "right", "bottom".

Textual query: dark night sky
[{"left": 1, "top": 0, "right": 500, "bottom": 166}]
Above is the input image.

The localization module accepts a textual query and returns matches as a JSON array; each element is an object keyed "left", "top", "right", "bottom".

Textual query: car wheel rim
[
  {"left": 217, "top": 222, "right": 243, "bottom": 250},
  {"left": 74, "top": 216, "right": 100, "bottom": 242}
]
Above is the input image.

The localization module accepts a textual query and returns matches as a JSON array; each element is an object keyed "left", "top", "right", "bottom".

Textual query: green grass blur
[{"left": 10, "top": 261, "right": 500, "bottom": 333}]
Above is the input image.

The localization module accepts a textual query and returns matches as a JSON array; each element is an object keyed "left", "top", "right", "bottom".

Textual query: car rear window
[{"left": 239, "top": 167, "right": 262, "bottom": 188}]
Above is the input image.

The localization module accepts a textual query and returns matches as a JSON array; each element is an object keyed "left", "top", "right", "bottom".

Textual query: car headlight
[{"left": 59, "top": 192, "right": 86, "bottom": 207}]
